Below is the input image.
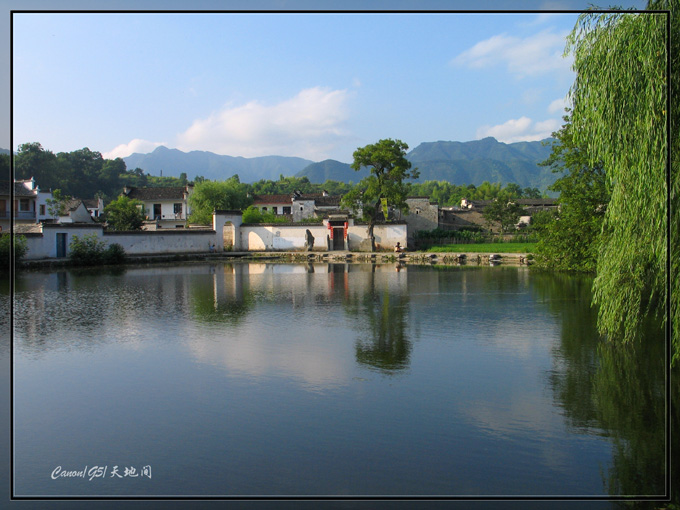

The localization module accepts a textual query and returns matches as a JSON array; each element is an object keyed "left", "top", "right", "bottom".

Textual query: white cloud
[
  {"left": 548, "top": 97, "right": 569, "bottom": 114},
  {"left": 477, "top": 116, "right": 560, "bottom": 143},
  {"left": 175, "top": 87, "right": 351, "bottom": 160},
  {"left": 452, "top": 28, "right": 572, "bottom": 78},
  {"left": 103, "top": 138, "right": 166, "bottom": 160}
]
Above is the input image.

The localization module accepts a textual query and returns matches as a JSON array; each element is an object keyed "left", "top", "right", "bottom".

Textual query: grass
[{"left": 427, "top": 242, "right": 537, "bottom": 253}]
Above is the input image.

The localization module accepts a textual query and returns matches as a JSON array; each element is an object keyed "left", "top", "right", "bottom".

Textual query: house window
[
  {"left": 272, "top": 207, "right": 278, "bottom": 214},
  {"left": 39, "top": 204, "right": 46, "bottom": 215},
  {"left": 262, "top": 207, "right": 267, "bottom": 212},
  {"left": 19, "top": 199, "right": 31, "bottom": 211},
  {"left": 283, "top": 206, "right": 291, "bottom": 214},
  {"left": 153, "top": 204, "right": 161, "bottom": 219},
  {"left": 174, "top": 203, "right": 182, "bottom": 214}
]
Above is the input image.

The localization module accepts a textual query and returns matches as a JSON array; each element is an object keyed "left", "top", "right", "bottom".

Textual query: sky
[{"left": 7, "top": 0, "right": 649, "bottom": 165}]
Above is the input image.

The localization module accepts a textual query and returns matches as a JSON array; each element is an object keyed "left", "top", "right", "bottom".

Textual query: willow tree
[{"left": 566, "top": 2, "right": 676, "bottom": 362}]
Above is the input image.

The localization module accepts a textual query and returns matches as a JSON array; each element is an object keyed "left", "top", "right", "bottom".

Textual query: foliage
[
  {"left": 45, "top": 189, "right": 71, "bottom": 218},
  {"left": 532, "top": 114, "right": 610, "bottom": 272},
  {"left": 406, "top": 180, "right": 544, "bottom": 207},
  {"left": 565, "top": 4, "right": 673, "bottom": 359},
  {"left": 241, "top": 205, "right": 290, "bottom": 224},
  {"left": 0, "top": 153, "right": 9, "bottom": 182},
  {"left": 414, "top": 228, "right": 485, "bottom": 244},
  {"left": 0, "top": 233, "right": 28, "bottom": 271},
  {"left": 103, "top": 195, "right": 146, "bottom": 230},
  {"left": 102, "top": 243, "right": 126, "bottom": 265},
  {"left": 426, "top": 242, "right": 536, "bottom": 254},
  {"left": 188, "top": 178, "right": 252, "bottom": 225},
  {"left": 69, "top": 234, "right": 108, "bottom": 266},
  {"left": 69, "top": 234, "right": 126, "bottom": 266},
  {"left": 482, "top": 199, "right": 523, "bottom": 233},
  {"left": 341, "top": 139, "right": 419, "bottom": 251}
]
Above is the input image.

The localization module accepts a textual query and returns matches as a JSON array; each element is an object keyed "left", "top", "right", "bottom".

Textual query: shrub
[
  {"left": 70, "top": 234, "right": 126, "bottom": 266},
  {"left": 69, "top": 234, "right": 107, "bottom": 266},
  {"left": 0, "top": 233, "right": 28, "bottom": 272},
  {"left": 103, "top": 243, "right": 126, "bottom": 265}
]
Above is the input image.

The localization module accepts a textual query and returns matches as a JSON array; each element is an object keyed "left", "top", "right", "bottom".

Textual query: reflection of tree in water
[
  {"left": 190, "top": 265, "right": 254, "bottom": 325},
  {"left": 342, "top": 268, "right": 412, "bottom": 373},
  {"left": 531, "top": 271, "right": 667, "bottom": 499}
]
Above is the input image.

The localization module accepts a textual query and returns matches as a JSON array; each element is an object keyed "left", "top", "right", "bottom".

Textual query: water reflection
[
  {"left": 530, "top": 271, "right": 667, "bottom": 498},
  {"left": 9, "top": 263, "right": 671, "bottom": 498}
]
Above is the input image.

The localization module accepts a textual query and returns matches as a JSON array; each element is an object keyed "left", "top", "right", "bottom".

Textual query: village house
[
  {"left": 83, "top": 197, "right": 105, "bottom": 219},
  {"left": 57, "top": 199, "right": 94, "bottom": 224},
  {"left": 251, "top": 191, "right": 344, "bottom": 222},
  {"left": 0, "top": 178, "right": 58, "bottom": 231},
  {"left": 121, "top": 185, "right": 193, "bottom": 229}
]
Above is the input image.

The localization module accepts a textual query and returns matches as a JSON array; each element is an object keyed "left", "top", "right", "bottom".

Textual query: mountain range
[{"left": 119, "top": 137, "right": 557, "bottom": 190}]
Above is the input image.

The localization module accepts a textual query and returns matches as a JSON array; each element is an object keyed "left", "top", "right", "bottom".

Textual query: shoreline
[{"left": 16, "top": 249, "right": 532, "bottom": 271}]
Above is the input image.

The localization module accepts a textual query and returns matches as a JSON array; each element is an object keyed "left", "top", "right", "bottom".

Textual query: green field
[{"left": 427, "top": 243, "right": 537, "bottom": 254}]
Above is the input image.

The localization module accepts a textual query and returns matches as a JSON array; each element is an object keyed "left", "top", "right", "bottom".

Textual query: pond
[{"left": 7, "top": 262, "right": 667, "bottom": 499}]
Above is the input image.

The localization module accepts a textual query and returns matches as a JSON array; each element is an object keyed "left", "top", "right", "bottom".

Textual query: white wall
[
  {"left": 103, "top": 230, "right": 216, "bottom": 254},
  {"left": 240, "top": 223, "right": 407, "bottom": 251},
  {"left": 21, "top": 225, "right": 218, "bottom": 259},
  {"left": 24, "top": 226, "right": 104, "bottom": 259},
  {"left": 241, "top": 225, "right": 329, "bottom": 251}
]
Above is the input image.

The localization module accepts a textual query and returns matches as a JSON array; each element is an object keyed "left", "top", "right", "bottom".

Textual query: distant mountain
[
  {"left": 123, "top": 146, "right": 314, "bottom": 183},
  {"left": 297, "top": 137, "right": 557, "bottom": 190},
  {"left": 0, "top": 148, "right": 9, "bottom": 156},
  {"left": 122, "top": 137, "right": 558, "bottom": 191},
  {"left": 296, "top": 159, "right": 368, "bottom": 183},
  {"left": 405, "top": 137, "right": 556, "bottom": 189}
]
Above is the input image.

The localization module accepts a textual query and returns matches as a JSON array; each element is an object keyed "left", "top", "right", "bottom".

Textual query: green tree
[
  {"left": 45, "top": 189, "right": 71, "bottom": 218},
  {"left": 533, "top": 114, "right": 610, "bottom": 272},
  {"left": 341, "top": 139, "right": 419, "bottom": 251},
  {"left": 188, "top": 178, "right": 251, "bottom": 225},
  {"left": 565, "top": 3, "right": 675, "bottom": 360},
  {"left": 0, "top": 153, "right": 9, "bottom": 183},
  {"left": 14, "top": 142, "right": 62, "bottom": 190},
  {"left": 104, "top": 195, "right": 145, "bottom": 230},
  {"left": 482, "top": 199, "right": 523, "bottom": 234},
  {"left": 0, "top": 233, "right": 28, "bottom": 272}
]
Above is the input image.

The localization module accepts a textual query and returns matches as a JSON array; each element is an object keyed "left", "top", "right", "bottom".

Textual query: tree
[
  {"left": 533, "top": 114, "right": 610, "bottom": 272},
  {"left": 45, "top": 189, "right": 71, "bottom": 218},
  {"left": 341, "top": 139, "right": 419, "bottom": 251},
  {"left": 188, "top": 178, "right": 251, "bottom": 225},
  {"left": 482, "top": 199, "right": 523, "bottom": 234},
  {"left": 565, "top": 2, "right": 675, "bottom": 361},
  {"left": 103, "top": 195, "right": 145, "bottom": 230}
]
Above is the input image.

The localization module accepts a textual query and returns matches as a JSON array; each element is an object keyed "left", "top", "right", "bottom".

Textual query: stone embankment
[{"left": 18, "top": 250, "right": 532, "bottom": 270}]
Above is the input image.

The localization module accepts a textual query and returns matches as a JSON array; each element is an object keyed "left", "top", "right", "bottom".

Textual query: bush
[
  {"left": 0, "top": 233, "right": 28, "bottom": 272},
  {"left": 103, "top": 243, "right": 126, "bottom": 265},
  {"left": 70, "top": 234, "right": 126, "bottom": 266}
]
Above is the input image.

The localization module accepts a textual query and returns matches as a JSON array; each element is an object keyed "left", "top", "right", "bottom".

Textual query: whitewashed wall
[
  {"left": 103, "top": 230, "right": 217, "bottom": 254},
  {"left": 24, "top": 225, "right": 105, "bottom": 259},
  {"left": 240, "top": 225, "right": 329, "bottom": 251},
  {"left": 22, "top": 225, "right": 218, "bottom": 259},
  {"left": 240, "top": 223, "right": 407, "bottom": 251}
]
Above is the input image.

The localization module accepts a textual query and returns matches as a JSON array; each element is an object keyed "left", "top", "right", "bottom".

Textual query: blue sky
[{"left": 7, "top": 0, "right": 648, "bottom": 164}]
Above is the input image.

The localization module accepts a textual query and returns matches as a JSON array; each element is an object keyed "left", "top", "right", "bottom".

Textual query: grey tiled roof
[
  {"left": 0, "top": 181, "right": 36, "bottom": 197},
  {"left": 124, "top": 187, "right": 188, "bottom": 201}
]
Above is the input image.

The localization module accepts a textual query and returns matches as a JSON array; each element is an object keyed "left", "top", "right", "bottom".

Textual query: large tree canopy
[
  {"left": 341, "top": 139, "right": 419, "bottom": 251},
  {"left": 565, "top": 2, "right": 675, "bottom": 361},
  {"left": 188, "top": 178, "right": 252, "bottom": 225}
]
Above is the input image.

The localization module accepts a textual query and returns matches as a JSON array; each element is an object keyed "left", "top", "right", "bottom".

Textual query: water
[{"left": 7, "top": 262, "right": 667, "bottom": 498}]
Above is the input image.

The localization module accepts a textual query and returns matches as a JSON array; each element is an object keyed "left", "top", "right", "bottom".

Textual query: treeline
[
  {"left": 9, "top": 142, "right": 195, "bottom": 201},
  {"left": 6, "top": 142, "right": 545, "bottom": 208}
]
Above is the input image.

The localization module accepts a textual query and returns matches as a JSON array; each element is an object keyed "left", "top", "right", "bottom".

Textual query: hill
[
  {"left": 296, "top": 137, "right": 556, "bottom": 189},
  {"left": 122, "top": 137, "right": 558, "bottom": 191},
  {"left": 123, "top": 146, "right": 314, "bottom": 183}
]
